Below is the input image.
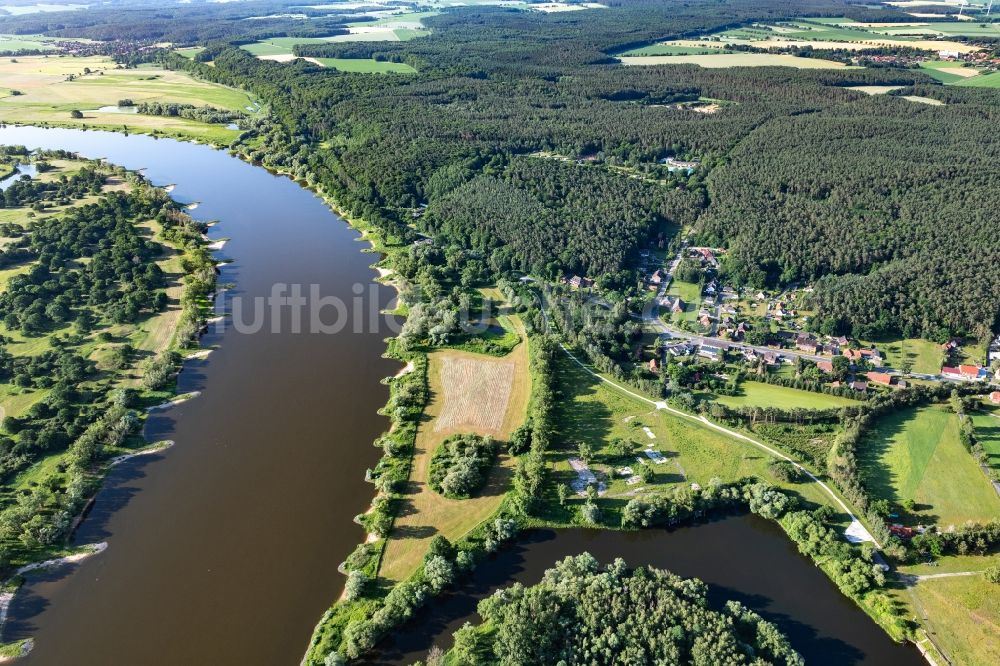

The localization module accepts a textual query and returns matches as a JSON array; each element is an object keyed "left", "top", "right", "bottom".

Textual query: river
[
  {"left": 0, "top": 126, "right": 922, "bottom": 666},
  {"left": 0, "top": 126, "right": 399, "bottom": 665}
]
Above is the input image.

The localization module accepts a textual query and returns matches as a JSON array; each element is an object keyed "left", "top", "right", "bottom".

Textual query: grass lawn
[
  {"left": 379, "top": 315, "right": 531, "bottom": 582},
  {"left": 311, "top": 58, "right": 416, "bottom": 74},
  {"left": 543, "top": 358, "right": 844, "bottom": 528},
  {"left": 908, "top": 574, "right": 1000, "bottom": 666},
  {"left": 0, "top": 56, "right": 251, "bottom": 144},
  {"left": 859, "top": 405, "right": 1000, "bottom": 527},
  {"left": 715, "top": 381, "right": 860, "bottom": 410},
  {"left": 664, "top": 278, "right": 701, "bottom": 324},
  {"left": 972, "top": 407, "right": 1000, "bottom": 475},
  {"left": 880, "top": 337, "right": 944, "bottom": 374}
]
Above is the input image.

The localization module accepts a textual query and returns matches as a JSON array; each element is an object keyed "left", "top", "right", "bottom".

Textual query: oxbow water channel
[{"left": 0, "top": 126, "right": 922, "bottom": 666}]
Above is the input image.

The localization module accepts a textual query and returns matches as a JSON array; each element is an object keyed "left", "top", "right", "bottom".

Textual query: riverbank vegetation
[{"left": 0, "top": 154, "right": 214, "bottom": 574}]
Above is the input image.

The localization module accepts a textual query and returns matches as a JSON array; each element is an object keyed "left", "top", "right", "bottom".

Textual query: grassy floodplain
[
  {"left": 859, "top": 405, "right": 1000, "bottom": 527},
  {"left": 0, "top": 55, "right": 252, "bottom": 143},
  {"left": 0, "top": 156, "right": 214, "bottom": 579}
]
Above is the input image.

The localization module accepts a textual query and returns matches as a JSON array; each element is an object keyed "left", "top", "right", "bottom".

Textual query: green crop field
[
  {"left": 312, "top": 58, "right": 416, "bottom": 74},
  {"left": 174, "top": 46, "right": 205, "bottom": 60},
  {"left": 241, "top": 37, "right": 333, "bottom": 56},
  {"left": 860, "top": 405, "right": 1000, "bottom": 527},
  {"left": 0, "top": 34, "right": 59, "bottom": 52},
  {"left": 715, "top": 381, "right": 860, "bottom": 410},
  {"left": 958, "top": 71, "right": 1000, "bottom": 87}
]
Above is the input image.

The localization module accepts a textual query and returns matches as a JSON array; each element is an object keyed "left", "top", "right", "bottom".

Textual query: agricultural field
[
  {"left": 713, "top": 381, "right": 860, "bottom": 410},
  {"left": 379, "top": 316, "right": 531, "bottom": 582},
  {"left": 545, "top": 358, "right": 842, "bottom": 525},
  {"left": 707, "top": 18, "right": 981, "bottom": 53},
  {"left": 859, "top": 405, "right": 1000, "bottom": 528},
  {"left": 957, "top": 70, "right": 1000, "bottom": 87},
  {"left": 240, "top": 20, "right": 431, "bottom": 58},
  {"left": 0, "top": 56, "right": 252, "bottom": 143},
  {"left": 619, "top": 43, "right": 730, "bottom": 56},
  {"left": 0, "top": 34, "right": 65, "bottom": 52},
  {"left": 618, "top": 53, "right": 854, "bottom": 68},
  {"left": 309, "top": 58, "right": 416, "bottom": 73}
]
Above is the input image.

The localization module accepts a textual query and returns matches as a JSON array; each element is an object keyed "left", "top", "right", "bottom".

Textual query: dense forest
[
  {"left": 131, "top": 0, "right": 1000, "bottom": 341},
  {"left": 449, "top": 553, "right": 804, "bottom": 665}
]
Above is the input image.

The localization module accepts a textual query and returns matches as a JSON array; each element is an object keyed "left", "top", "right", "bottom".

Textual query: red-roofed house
[
  {"left": 817, "top": 360, "right": 833, "bottom": 374},
  {"left": 959, "top": 364, "right": 985, "bottom": 380},
  {"left": 942, "top": 366, "right": 962, "bottom": 379},
  {"left": 989, "top": 391, "right": 1000, "bottom": 405},
  {"left": 866, "top": 372, "right": 893, "bottom": 387}
]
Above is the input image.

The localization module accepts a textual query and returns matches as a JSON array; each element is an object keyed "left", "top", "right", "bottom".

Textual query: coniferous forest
[{"left": 153, "top": 0, "right": 1000, "bottom": 341}]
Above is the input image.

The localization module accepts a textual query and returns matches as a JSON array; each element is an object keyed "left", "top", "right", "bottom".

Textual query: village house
[
  {"left": 795, "top": 333, "right": 818, "bottom": 354},
  {"left": 648, "top": 358, "right": 660, "bottom": 373},
  {"left": 568, "top": 275, "right": 594, "bottom": 290},
  {"left": 990, "top": 391, "right": 1000, "bottom": 405},
  {"left": 866, "top": 372, "right": 894, "bottom": 388},
  {"left": 817, "top": 360, "right": 834, "bottom": 374},
  {"left": 667, "top": 343, "right": 693, "bottom": 357},
  {"left": 671, "top": 298, "right": 685, "bottom": 314},
  {"left": 762, "top": 351, "right": 780, "bottom": 366},
  {"left": 959, "top": 364, "right": 986, "bottom": 380},
  {"left": 697, "top": 339, "right": 728, "bottom": 361},
  {"left": 649, "top": 268, "right": 667, "bottom": 285},
  {"left": 849, "top": 379, "right": 868, "bottom": 392}
]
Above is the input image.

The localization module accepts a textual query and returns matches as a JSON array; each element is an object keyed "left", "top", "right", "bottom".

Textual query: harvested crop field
[
  {"left": 434, "top": 353, "right": 515, "bottom": 434},
  {"left": 380, "top": 312, "right": 531, "bottom": 582},
  {"left": 619, "top": 53, "right": 852, "bottom": 68}
]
